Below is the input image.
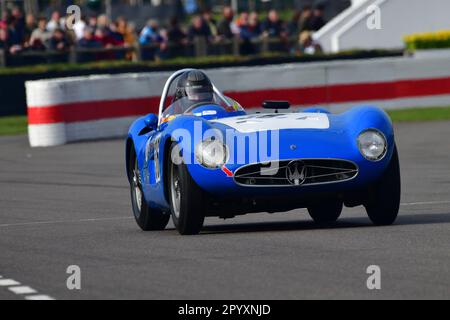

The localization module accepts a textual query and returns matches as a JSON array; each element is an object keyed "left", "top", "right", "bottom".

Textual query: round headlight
[
  {"left": 195, "top": 139, "right": 228, "bottom": 169},
  {"left": 358, "top": 129, "right": 387, "bottom": 161}
]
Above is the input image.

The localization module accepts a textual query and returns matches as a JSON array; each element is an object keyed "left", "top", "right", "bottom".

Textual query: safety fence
[{"left": 1, "top": 36, "right": 298, "bottom": 67}]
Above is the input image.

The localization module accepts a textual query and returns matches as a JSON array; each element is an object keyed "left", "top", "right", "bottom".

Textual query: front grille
[{"left": 234, "top": 159, "right": 358, "bottom": 187}]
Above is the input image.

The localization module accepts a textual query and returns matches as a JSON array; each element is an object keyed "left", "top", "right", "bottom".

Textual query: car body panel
[{"left": 127, "top": 102, "right": 395, "bottom": 212}]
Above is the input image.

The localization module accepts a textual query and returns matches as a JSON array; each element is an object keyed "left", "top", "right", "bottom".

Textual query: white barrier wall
[
  {"left": 315, "top": 0, "right": 450, "bottom": 53},
  {"left": 26, "top": 55, "right": 450, "bottom": 147}
]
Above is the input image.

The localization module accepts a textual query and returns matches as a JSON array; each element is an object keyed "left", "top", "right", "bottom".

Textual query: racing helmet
[{"left": 174, "top": 70, "right": 214, "bottom": 102}]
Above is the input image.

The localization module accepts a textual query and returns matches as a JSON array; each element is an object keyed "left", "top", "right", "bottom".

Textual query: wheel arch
[
  {"left": 125, "top": 137, "right": 135, "bottom": 183},
  {"left": 162, "top": 138, "right": 173, "bottom": 205}
]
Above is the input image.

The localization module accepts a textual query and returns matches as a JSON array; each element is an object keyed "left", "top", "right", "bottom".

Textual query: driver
[
  {"left": 162, "top": 70, "right": 229, "bottom": 123},
  {"left": 174, "top": 70, "right": 214, "bottom": 104}
]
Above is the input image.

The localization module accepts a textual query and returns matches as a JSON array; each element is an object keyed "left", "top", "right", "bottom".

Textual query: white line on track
[
  {"left": 0, "top": 275, "right": 54, "bottom": 300},
  {"left": 0, "top": 201, "right": 448, "bottom": 229},
  {"left": 400, "top": 200, "right": 450, "bottom": 206},
  {"left": 0, "top": 279, "right": 21, "bottom": 286},
  {"left": 9, "top": 286, "right": 37, "bottom": 295},
  {"left": 0, "top": 216, "right": 132, "bottom": 228},
  {"left": 25, "top": 295, "right": 55, "bottom": 300}
]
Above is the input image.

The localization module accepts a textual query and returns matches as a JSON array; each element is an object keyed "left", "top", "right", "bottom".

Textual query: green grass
[
  {"left": 387, "top": 106, "right": 450, "bottom": 122},
  {"left": 0, "top": 54, "right": 281, "bottom": 76},
  {"left": 0, "top": 116, "right": 27, "bottom": 136},
  {"left": 0, "top": 50, "right": 399, "bottom": 76},
  {"left": 1, "top": 107, "right": 450, "bottom": 137}
]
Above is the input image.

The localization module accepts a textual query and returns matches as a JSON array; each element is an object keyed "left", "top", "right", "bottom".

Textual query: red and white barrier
[{"left": 26, "top": 56, "right": 450, "bottom": 147}]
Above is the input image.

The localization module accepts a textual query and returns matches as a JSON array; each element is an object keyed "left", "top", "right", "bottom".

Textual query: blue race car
[{"left": 126, "top": 69, "right": 401, "bottom": 235}]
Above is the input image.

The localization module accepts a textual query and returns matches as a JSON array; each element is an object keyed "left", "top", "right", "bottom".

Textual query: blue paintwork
[{"left": 126, "top": 104, "right": 395, "bottom": 211}]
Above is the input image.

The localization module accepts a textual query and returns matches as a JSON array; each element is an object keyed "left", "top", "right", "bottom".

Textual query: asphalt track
[{"left": 0, "top": 121, "right": 449, "bottom": 300}]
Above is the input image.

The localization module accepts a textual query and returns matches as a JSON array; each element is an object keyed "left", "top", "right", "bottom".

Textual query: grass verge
[
  {"left": 0, "top": 116, "right": 27, "bottom": 136},
  {"left": 387, "top": 106, "right": 450, "bottom": 122},
  {"left": 1, "top": 106, "right": 450, "bottom": 137}
]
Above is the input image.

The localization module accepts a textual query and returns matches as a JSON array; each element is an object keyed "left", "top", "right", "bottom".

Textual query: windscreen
[{"left": 161, "top": 94, "right": 244, "bottom": 123}]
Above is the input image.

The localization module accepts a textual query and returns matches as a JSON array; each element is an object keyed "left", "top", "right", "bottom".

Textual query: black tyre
[
  {"left": 308, "top": 199, "right": 343, "bottom": 224},
  {"left": 365, "top": 145, "right": 401, "bottom": 226},
  {"left": 129, "top": 148, "right": 170, "bottom": 231},
  {"left": 168, "top": 144, "right": 205, "bottom": 235}
]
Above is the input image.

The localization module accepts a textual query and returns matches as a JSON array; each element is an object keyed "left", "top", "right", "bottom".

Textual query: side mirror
[
  {"left": 144, "top": 114, "right": 158, "bottom": 130},
  {"left": 262, "top": 101, "right": 290, "bottom": 113}
]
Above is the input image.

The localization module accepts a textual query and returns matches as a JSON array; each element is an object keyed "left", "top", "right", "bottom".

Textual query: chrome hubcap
[
  {"left": 170, "top": 162, "right": 181, "bottom": 219},
  {"left": 133, "top": 162, "right": 142, "bottom": 213}
]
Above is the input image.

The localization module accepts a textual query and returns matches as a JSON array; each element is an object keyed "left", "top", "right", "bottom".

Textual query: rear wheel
[
  {"left": 168, "top": 144, "right": 205, "bottom": 235},
  {"left": 308, "top": 199, "right": 343, "bottom": 224},
  {"left": 129, "top": 148, "right": 170, "bottom": 231},
  {"left": 365, "top": 145, "right": 401, "bottom": 225}
]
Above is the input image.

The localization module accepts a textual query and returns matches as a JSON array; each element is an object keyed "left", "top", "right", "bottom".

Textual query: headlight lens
[
  {"left": 358, "top": 129, "right": 387, "bottom": 161},
  {"left": 195, "top": 139, "right": 228, "bottom": 169}
]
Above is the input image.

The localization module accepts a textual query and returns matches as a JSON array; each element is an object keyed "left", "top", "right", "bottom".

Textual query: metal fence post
[
  {"left": 0, "top": 49, "right": 5, "bottom": 67},
  {"left": 69, "top": 46, "right": 77, "bottom": 63},
  {"left": 261, "top": 36, "right": 269, "bottom": 54},
  {"left": 194, "top": 36, "right": 207, "bottom": 57},
  {"left": 134, "top": 42, "right": 142, "bottom": 62},
  {"left": 232, "top": 36, "right": 240, "bottom": 56}
]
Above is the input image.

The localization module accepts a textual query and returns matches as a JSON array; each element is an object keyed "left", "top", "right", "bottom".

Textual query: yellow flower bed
[{"left": 404, "top": 30, "right": 450, "bottom": 50}]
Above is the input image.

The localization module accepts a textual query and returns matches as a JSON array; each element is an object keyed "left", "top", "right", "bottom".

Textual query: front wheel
[
  {"left": 308, "top": 199, "right": 343, "bottom": 224},
  {"left": 168, "top": 144, "right": 205, "bottom": 235},
  {"left": 364, "top": 145, "right": 401, "bottom": 226},
  {"left": 130, "top": 149, "right": 170, "bottom": 231}
]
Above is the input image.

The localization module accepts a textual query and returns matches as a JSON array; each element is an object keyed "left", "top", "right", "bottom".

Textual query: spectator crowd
[{"left": 0, "top": 4, "right": 326, "bottom": 64}]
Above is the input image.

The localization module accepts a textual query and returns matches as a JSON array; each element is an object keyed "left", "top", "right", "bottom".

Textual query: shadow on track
[{"left": 200, "top": 212, "right": 450, "bottom": 235}]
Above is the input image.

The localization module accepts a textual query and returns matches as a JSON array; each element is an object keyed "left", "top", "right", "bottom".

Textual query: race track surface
[{"left": 0, "top": 121, "right": 449, "bottom": 300}]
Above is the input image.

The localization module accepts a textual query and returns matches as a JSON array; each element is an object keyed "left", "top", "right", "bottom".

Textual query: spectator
[
  {"left": 0, "top": 11, "right": 9, "bottom": 30},
  {"left": 249, "top": 12, "right": 261, "bottom": 34},
  {"left": 139, "top": 19, "right": 163, "bottom": 45},
  {"left": 239, "top": 12, "right": 258, "bottom": 55},
  {"left": 11, "top": 6, "right": 25, "bottom": 38},
  {"left": 78, "top": 27, "right": 102, "bottom": 62},
  {"left": 139, "top": 19, "right": 164, "bottom": 60},
  {"left": 87, "top": 16, "right": 97, "bottom": 30},
  {"left": 96, "top": 14, "right": 110, "bottom": 31},
  {"left": 202, "top": 9, "right": 218, "bottom": 37},
  {"left": 116, "top": 18, "right": 137, "bottom": 60},
  {"left": 240, "top": 12, "right": 261, "bottom": 40},
  {"left": 261, "top": 9, "right": 286, "bottom": 38},
  {"left": 217, "top": 6, "right": 235, "bottom": 39},
  {"left": 72, "top": 15, "right": 87, "bottom": 40},
  {"left": 49, "top": 28, "right": 69, "bottom": 51},
  {"left": 7, "top": 18, "right": 24, "bottom": 53},
  {"left": 117, "top": 17, "right": 136, "bottom": 47},
  {"left": 187, "top": 15, "right": 211, "bottom": 40},
  {"left": 310, "top": 4, "right": 326, "bottom": 31},
  {"left": 30, "top": 17, "right": 50, "bottom": 50},
  {"left": 167, "top": 17, "right": 187, "bottom": 45},
  {"left": 236, "top": 12, "right": 249, "bottom": 29},
  {"left": 47, "top": 11, "right": 62, "bottom": 32},
  {"left": 299, "top": 5, "right": 314, "bottom": 32},
  {"left": 0, "top": 28, "right": 8, "bottom": 50},
  {"left": 297, "top": 31, "right": 322, "bottom": 55},
  {"left": 95, "top": 27, "right": 115, "bottom": 47},
  {"left": 78, "top": 27, "right": 101, "bottom": 48},
  {"left": 287, "top": 10, "right": 301, "bottom": 37},
  {"left": 109, "top": 22, "right": 125, "bottom": 45},
  {"left": 24, "top": 13, "right": 36, "bottom": 43},
  {"left": 262, "top": 10, "right": 289, "bottom": 53}
]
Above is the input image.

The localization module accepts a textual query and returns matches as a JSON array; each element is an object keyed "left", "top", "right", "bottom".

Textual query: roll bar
[{"left": 157, "top": 68, "right": 231, "bottom": 125}]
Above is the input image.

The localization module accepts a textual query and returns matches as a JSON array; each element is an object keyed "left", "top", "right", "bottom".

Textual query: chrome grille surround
[{"left": 234, "top": 159, "right": 359, "bottom": 187}]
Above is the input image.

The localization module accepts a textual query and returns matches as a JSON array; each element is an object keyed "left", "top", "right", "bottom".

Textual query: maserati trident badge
[{"left": 286, "top": 160, "right": 306, "bottom": 185}]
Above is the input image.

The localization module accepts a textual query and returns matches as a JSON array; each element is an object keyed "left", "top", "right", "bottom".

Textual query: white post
[{"left": 231, "top": 0, "right": 238, "bottom": 13}]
